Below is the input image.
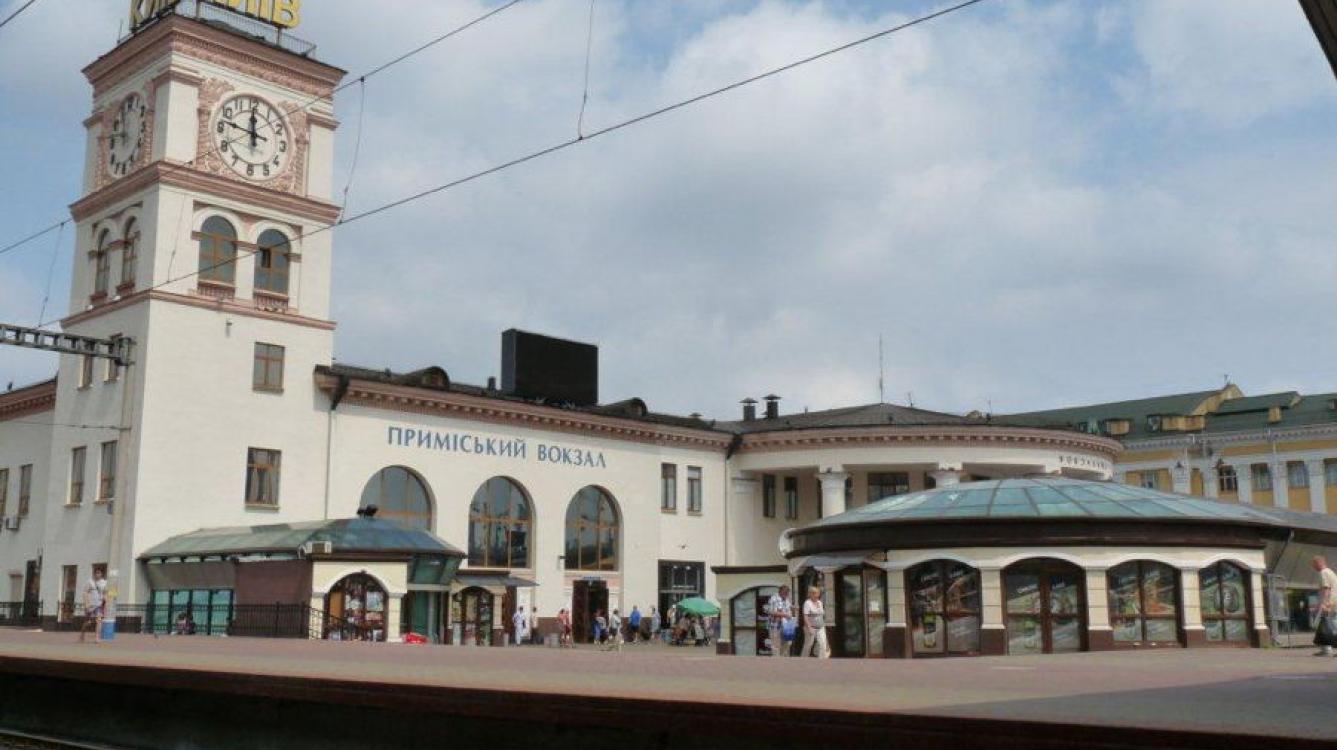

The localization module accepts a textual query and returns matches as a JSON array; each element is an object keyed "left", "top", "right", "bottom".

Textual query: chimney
[
  {"left": 486, "top": 376, "right": 497, "bottom": 391},
  {"left": 741, "top": 398, "right": 758, "bottom": 421},
  {"left": 764, "top": 394, "right": 781, "bottom": 419}
]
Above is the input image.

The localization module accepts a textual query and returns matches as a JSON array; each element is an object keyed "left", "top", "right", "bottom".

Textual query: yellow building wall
[
  {"left": 1120, "top": 450, "right": 1178, "bottom": 464},
  {"left": 1190, "top": 470, "right": 1204, "bottom": 496},
  {"left": 1289, "top": 487, "right": 1310, "bottom": 511},
  {"left": 1253, "top": 489, "right": 1275, "bottom": 507},
  {"left": 1220, "top": 444, "right": 1272, "bottom": 458}
]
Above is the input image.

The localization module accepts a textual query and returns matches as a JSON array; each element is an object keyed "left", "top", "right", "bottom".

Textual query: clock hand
[
  {"left": 247, "top": 112, "right": 260, "bottom": 149},
  {"left": 225, "top": 121, "right": 267, "bottom": 144}
]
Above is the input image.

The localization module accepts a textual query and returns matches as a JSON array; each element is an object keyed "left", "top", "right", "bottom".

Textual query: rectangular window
[
  {"left": 762, "top": 474, "right": 776, "bottom": 518},
  {"left": 68, "top": 447, "right": 86, "bottom": 505},
  {"left": 121, "top": 227, "right": 137, "bottom": 288},
  {"left": 104, "top": 335, "right": 121, "bottom": 382},
  {"left": 1252, "top": 464, "right": 1272, "bottom": 491},
  {"left": 94, "top": 248, "right": 110, "bottom": 297},
  {"left": 784, "top": 476, "right": 799, "bottom": 520},
  {"left": 868, "top": 472, "right": 910, "bottom": 503},
  {"left": 59, "top": 565, "right": 77, "bottom": 623},
  {"left": 1288, "top": 462, "right": 1309, "bottom": 489},
  {"left": 0, "top": 468, "right": 8, "bottom": 518},
  {"left": 1217, "top": 465, "right": 1238, "bottom": 493},
  {"left": 1139, "top": 470, "right": 1160, "bottom": 490},
  {"left": 686, "top": 466, "right": 702, "bottom": 513},
  {"left": 245, "top": 448, "right": 281, "bottom": 507},
  {"left": 17, "top": 465, "right": 31, "bottom": 517},
  {"left": 660, "top": 463, "right": 677, "bottom": 511},
  {"left": 98, "top": 441, "right": 117, "bottom": 501},
  {"left": 1327, "top": 460, "right": 1337, "bottom": 488},
  {"left": 78, "top": 355, "right": 93, "bottom": 389},
  {"left": 252, "top": 342, "right": 285, "bottom": 391}
]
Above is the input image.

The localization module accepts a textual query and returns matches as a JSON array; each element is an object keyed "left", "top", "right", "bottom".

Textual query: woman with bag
[
  {"left": 1313, "top": 556, "right": 1337, "bottom": 656},
  {"left": 801, "top": 586, "right": 830, "bottom": 658}
]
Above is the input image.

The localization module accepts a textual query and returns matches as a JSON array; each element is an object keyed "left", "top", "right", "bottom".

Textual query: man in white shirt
[
  {"left": 1313, "top": 556, "right": 1337, "bottom": 656},
  {"left": 766, "top": 585, "right": 793, "bottom": 657},
  {"left": 801, "top": 585, "right": 829, "bottom": 658},
  {"left": 609, "top": 608, "right": 623, "bottom": 651},
  {"left": 512, "top": 605, "right": 529, "bottom": 646}
]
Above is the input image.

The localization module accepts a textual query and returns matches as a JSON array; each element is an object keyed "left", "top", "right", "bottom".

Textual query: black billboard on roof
[{"left": 501, "top": 330, "right": 598, "bottom": 407}]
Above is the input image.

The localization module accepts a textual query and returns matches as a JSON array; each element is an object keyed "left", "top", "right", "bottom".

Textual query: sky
[{"left": 0, "top": 0, "right": 1334, "bottom": 420}]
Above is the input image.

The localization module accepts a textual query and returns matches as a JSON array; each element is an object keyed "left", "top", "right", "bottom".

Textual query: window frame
[
  {"left": 906, "top": 559, "right": 983, "bottom": 657},
  {"left": 1139, "top": 470, "right": 1160, "bottom": 490},
  {"left": 867, "top": 471, "right": 910, "bottom": 503},
  {"left": 564, "top": 486, "right": 619, "bottom": 571},
  {"left": 360, "top": 466, "right": 433, "bottom": 530},
  {"left": 17, "top": 465, "right": 31, "bottom": 517},
  {"left": 98, "top": 440, "right": 117, "bottom": 502},
  {"left": 196, "top": 216, "right": 239, "bottom": 286},
  {"left": 245, "top": 447, "right": 281, "bottom": 508},
  {"left": 1287, "top": 461, "right": 1309, "bottom": 489},
  {"left": 1107, "top": 560, "right": 1182, "bottom": 647},
  {"left": 467, "top": 476, "right": 531, "bottom": 569},
  {"left": 1217, "top": 464, "right": 1238, "bottom": 493},
  {"left": 783, "top": 476, "right": 799, "bottom": 520},
  {"left": 92, "top": 229, "right": 112, "bottom": 298},
  {"left": 660, "top": 463, "right": 677, "bottom": 512},
  {"left": 686, "top": 466, "right": 702, "bottom": 514},
  {"left": 78, "top": 354, "right": 94, "bottom": 389},
  {"left": 252, "top": 342, "right": 285, "bottom": 392},
  {"left": 1198, "top": 560, "right": 1252, "bottom": 646},
  {"left": 1252, "top": 464, "right": 1272, "bottom": 491},
  {"left": 68, "top": 446, "right": 86, "bottom": 506},
  {"left": 120, "top": 218, "right": 138, "bottom": 289},
  {"left": 253, "top": 228, "right": 291, "bottom": 296},
  {"left": 761, "top": 474, "right": 776, "bottom": 518},
  {"left": 0, "top": 468, "right": 8, "bottom": 518}
]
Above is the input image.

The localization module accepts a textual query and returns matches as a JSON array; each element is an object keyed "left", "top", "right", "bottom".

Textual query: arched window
[
  {"left": 1199, "top": 561, "right": 1251, "bottom": 643},
  {"left": 907, "top": 560, "right": 981, "bottom": 656},
  {"left": 1108, "top": 560, "right": 1180, "bottom": 645},
  {"left": 254, "top": 228, "right": 290, "bottom": 295},
  {"left": 1004, "top": 558, "right": 1086, "bottom": 655},
  {"left": 121, "top": 218, "right": 138, "bottom": 288},
  {"left": 197, "top": 216, "right": 237, "bottom": 285},
  {"left": 93, "top": 229, "right": 112, "bottom": 297},
  {"left": 564, "top": 486, "right": 619, "bottom": 571},
  {"left": 324, "top": 573, "right": 386, "bottom": 641},
  {"left": 468, "top": 477, "right": 531, "bottom": 568},
  {"left": 359, "top": 466, "right": 433, "bottom": 530}
]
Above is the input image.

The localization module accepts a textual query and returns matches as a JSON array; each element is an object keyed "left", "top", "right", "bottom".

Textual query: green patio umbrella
[{"left": 674, "top": 597, "right": 720, "bottom": 616}]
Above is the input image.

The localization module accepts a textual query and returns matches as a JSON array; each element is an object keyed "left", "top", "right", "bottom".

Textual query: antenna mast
[{"left": 878, "top": 334, "right": 885, "bottom": 404}]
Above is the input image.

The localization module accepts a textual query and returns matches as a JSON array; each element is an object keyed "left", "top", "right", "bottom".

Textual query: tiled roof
[{"left": 716, "top": 402, "right": 974, "bottom": 434}]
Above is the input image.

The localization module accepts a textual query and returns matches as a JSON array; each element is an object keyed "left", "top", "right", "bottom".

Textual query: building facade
[{"left": 0, "top": 5, "right": 1133, "bottom": 646}]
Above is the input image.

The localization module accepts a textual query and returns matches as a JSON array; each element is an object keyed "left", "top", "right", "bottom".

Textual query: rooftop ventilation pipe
[
  {"left": 741, "top": 398, "right": 758, "bottom": 421},
  {"left": 764, "top": 394, "right": 781, "bottom": 419}
]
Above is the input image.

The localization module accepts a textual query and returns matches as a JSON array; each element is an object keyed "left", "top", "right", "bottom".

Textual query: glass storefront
[
  {"left": 453, "top": 586, "right": 494, "bottom": 645},
  {"left": 1108, "top": 561, "right": 1180, "bottom": 645},
  {"left": 1199, "top": 561, "right": 1251, "bottom": 643},
  {"left": 149, "top": 588, "right": 233, "bottom": 635},
  {"left": 907, "top": 560, "right": 981, "bottom": 656},
  {"left": 325, "top": 574, "right": 387, "bottom": 641},
  {"left": 1004, "top": 559, "right": 1085, "bottom": 655},
  {"left": 730, "top": 586, "right": 779, "bottom": 656}
]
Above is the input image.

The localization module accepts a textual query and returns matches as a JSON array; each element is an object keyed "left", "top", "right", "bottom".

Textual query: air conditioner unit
[
  {"left": 302, "top": 541, "right": 332, "bottom": 556},
  {"left": 1146, "top": 415, "right": 1162, "bottom": 432},
  {"left": 4, "top": 517, "right": 20, "bottom": 531}
]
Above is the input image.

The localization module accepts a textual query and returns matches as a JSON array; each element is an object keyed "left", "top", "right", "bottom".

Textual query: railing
[
  {"left": 121, "top": 0, "right": 317, "bottom": 57},
  {"left": 310, "top": 607, "right": 378, "bottom": 642},
  {"left": 0, "top": 601, "right": 42, "bottom": 627}
]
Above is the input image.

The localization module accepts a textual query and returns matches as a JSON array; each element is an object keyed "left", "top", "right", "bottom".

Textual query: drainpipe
[{"left": 323, "top": 373, "right": 350, "bottom": 520}]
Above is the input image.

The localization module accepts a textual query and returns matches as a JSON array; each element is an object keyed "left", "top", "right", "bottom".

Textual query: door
[
  {"left": 460, "top": 587, "right": 494, "bottom": 645},
  {"left": 501, "top": 586, "right": 517, "bottom": 644},
  {"left": 22, "top": 561, "right": 39, "bottom": 620},
  {"left": 864, "top": 569, "right": 887, "bottom": 657},
  {"left": 1004, "top": 559, "right": 1086, "bottom": 655},
  {"left": 836, "top": 569, "right": 865, "bottom": 657}
]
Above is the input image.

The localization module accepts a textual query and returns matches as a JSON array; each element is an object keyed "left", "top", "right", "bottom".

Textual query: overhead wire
[
  {"left": 576, "top": 0, "right": 596, "bottom": 139},
  {"left": 0, "top": 0, "right": 527, "bottom": 262},
  {"left": 338, "top": 77, "right": 367, "bottom": 220},
  {"left": 34, "top": 220, "right": 65, "bottom": 326},
  {"left": 35, "top": 0, "right": 994, "bottom": 328},
  {"left": 0, "top": 0, "right": 38, "bottom": 32}
]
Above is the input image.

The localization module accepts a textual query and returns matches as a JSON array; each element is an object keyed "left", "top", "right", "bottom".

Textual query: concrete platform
[{"left": 1, "top": 630, "right": 1336, "bottom": 748}]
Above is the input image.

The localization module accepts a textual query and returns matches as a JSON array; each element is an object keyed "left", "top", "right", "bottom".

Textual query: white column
[
  {"left": 1307, "top": 460, "right": 1327, "bottom": 515},
  {"left": 1233, "top": 463, "right": 1253, "bottom": 505},
  {"left": 1272, "top": 461, "right": 1290, "bottom": 508},
  {"left": 1202, "top": 465, "right": 1219, "bottom": 499},
  {"left": 816, "top": 468, "right": 849, "bottom": 517},
  {"left": 928, "top": 468, "right": 963, "bottom": 488},
  {"left": 1171, "top": 463, "right": 1191, "bottom": 495}
]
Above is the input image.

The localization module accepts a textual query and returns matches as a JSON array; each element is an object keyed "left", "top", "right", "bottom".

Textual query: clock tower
[{"left": 43, "top": 6, "right": 345, "bottom": 606}]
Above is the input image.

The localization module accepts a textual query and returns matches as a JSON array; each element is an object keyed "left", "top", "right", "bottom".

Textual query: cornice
[
  {"left": 736, "top": 425, "right": 1123, "bottom": 458},
  {"left": 85, "top": 15, "right": 344, "bottom": 100},
  {"left": 1123, "top": 422, "right": 1337, "bottom": 451},
  {"left": 70, "top": 160, "right": 341, "bottom": 225},
  {"left": 315, "top": 374, "right": 734, "bottom": 451},
  {"left": 60, "top": 288, "right": 335, "bottom": 331},
  {"left": 0, "top": 380, "right": 57, "bottom": 423}
]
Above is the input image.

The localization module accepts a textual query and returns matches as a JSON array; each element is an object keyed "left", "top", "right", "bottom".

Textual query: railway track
[{"left": 0, "top": 730, "right": 129, "bottom": 750}]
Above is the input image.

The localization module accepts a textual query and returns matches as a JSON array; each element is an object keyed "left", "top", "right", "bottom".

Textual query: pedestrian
[
  {"left": 557, "top": 608, "right": 572, "bottom": 648},
  {"left": 1313, "top": 556, "right": 1337, "bottom": 656},
  {"left": 530, "top": 606, "right": 541, "bottom": 645},
  {"left": 767, "top": 585, "right": 794, "bottom": 657},
  {"left": 802, "top": 585, "right": 829, "bottom": 658},
  {"left": 628, "top": 605, "right": 642, "bottom": 644},
  {"left": 512, "top": 605, "right": 529, "bottom": 646},
  {"left": 78, "top": 568, "right": 107, "bottom": 644},
  {"left": 609, "top": 608, "right": 623, "bottom": 651},
  {"left": 593, "top": 609, "right": 607, "bottom": 644},
  {"left": 648, "top": 606, "right": 661, "bottom": 643}
]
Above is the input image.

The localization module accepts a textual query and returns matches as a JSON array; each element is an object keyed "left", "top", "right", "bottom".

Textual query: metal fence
[
  {"left": 0, "top": 601, "right": 41, "bottom": 627},
  {"left": 122, "top": 0, "right": 317, "bottom": 57}
]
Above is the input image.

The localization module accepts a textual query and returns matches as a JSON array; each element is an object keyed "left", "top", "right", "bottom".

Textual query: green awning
[{"left": 140, "top": 516, "right": 465, "bottom": 560}]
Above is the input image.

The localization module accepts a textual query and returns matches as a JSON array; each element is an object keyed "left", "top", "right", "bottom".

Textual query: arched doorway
[
  {"left": 906, "top": 560, "right": 982, "bottom": 656},
  {"left": 1108, "top": 560, "right": 1181, "bottom": 647},
  {"left": 454, "top": 586, "right": 494, "bottom": 646},
  {"left": 1003, "top": 558, "right": 1086, "bottom": 655},
  {"left": 1199, "top": 560, "right": 1252, "bottom": 644},
  {"left": 565, "top": 486, "right": 620, "bottom": 643},
  {"left": 359, "top": 466, "right": 433, "bottom": 530},
  {"left": 730, "top": 586, "right": 779, "bottom": 656},
  {"left": 324, "top": 573, "right": 387, "bottom": 641}
]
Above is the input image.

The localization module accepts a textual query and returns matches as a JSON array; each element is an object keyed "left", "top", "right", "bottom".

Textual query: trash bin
[{"left": 100, "top": 618, "right": 116, "bottom": 642}]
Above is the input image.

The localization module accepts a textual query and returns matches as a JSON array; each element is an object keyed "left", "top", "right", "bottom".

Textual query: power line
[
  {"left": 0, "top": 0, "right": 38, "bottom": 32},
  {"left": 33, "top": 0, "right": 994, "bottom": 328},
  {"left": 0, "top": 0, "right": 526, "bottom": 261}
]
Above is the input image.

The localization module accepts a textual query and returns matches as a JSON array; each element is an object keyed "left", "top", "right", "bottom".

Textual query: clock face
[
  {"left": 211, "top": 94, "right": 290, "bottom": 181},
  {"left": 108, "top": 93, "right": 147, "bottom": 178}
]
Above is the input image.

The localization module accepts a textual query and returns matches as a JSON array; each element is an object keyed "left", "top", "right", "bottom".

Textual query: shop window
[
  {"left": 452, "top": 587, "right": 494, "bottom": 646},
  {"left": 762, "top": 474, "right": 776, "bottom": 518},
  {"left": 325, "top": 573, "right": 386, "bottom": 641},
  {"left": 1252, "top": 464, "right": 1272, "bottom": 491},
  {"left": 468, "top": 476, "right": 531, "bottom": 568},
  {"left": 783, "top": 477, "right": 799, "bottom": 520},
  {"left": 245, "top": 447, "right": 281, "bottom": 507},
  {"left": 1108, "top": 560, "right": 1180, "bottom": 645},
  {"left": 731, "top": 585, "right": 780, "bottom": 656},
  {"left": 254, "top": 229, "right": 291, "bottom": 295},
  {"left": 868, "top": 472, "right": 910, "bottom": 503},
  {"left": 907, "top": 560, "right": 981, "bottom": 656},
  {"left": 564, "top": 486, "right": 619, "bottom": 571},
  {"left": 197, "top": 216, "right": 238, "bottom": 285},
  {"left": 252, "top": 342, "right": 285, "bottom": 391},
  {"left": 1217, "top": 465, "right": 1238, "bottom": 493},
  {"left": 661, "top": 463, "right": 677, "bottom": 511},
  {"left": 359, "top": 466, "right": 432, "bottom": 530},
  {"left": 1199, "top": 561, "right": 1251, "bottom": 644},
  {"left": 1003, "top": 558, "right": 1085, "bottom": 655},
  {"left": 149, "top": 588, "right": 234, "bottom": 635}
]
